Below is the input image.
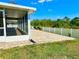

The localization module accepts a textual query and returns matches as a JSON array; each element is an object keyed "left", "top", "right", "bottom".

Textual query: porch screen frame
[{"left": 0, "top": 10, "right": 6, "bottom": 37}]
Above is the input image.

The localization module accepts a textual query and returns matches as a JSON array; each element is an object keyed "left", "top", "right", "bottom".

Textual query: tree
[
  {"left": 63, "top": 16, "right": 71, "bottom": 28},
  {"left": 31, "top": 17, "right": 79, "bottom": 29},
  {"left": 71, "top": 17, "right": 79, "bottom": 29}
]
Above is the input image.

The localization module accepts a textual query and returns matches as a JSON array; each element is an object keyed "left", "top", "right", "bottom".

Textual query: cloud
[
  {"left": 46, "top": 0, "right": 53, "bottom": 2},
  {"left": 38, "top": 0, "right": 45, "bottom": 3},
  {"left": 38, "top": 0, "right": 53, "bottom": 3},
  {"left": 31, "top": 0, "right": 53, "bottom": 5},
  {"left": 31, "top": 2, "right": 37, "bottom": 5}
]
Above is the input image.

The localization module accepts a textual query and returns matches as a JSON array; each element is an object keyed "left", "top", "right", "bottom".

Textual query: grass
[{"left": 0, "top": 39, "right": 79, "bottom": 59}]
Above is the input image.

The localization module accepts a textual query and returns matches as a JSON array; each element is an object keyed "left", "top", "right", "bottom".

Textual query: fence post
[
  {"left": 54, "top": 28, "right": 55, "bottom": 33},
  {"left": 49, "top": 27, "right": 50, "bottom": 32},
  {"left": 61, "top": 28, "right": 63, "bottom": 35},
  {"left": 42, "top": 27, "right": 44, "bottom": 31},
  {"left": 71, "top": 28, "right": 72, "bottom": 37}
]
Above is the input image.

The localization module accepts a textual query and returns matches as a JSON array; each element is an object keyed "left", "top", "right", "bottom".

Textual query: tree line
[{"left": 31, "top": 17, "right": 79, "bottom": 29}]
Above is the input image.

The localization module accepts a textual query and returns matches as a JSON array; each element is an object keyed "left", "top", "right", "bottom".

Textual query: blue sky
[{"left": 0, "top": 0, "right": 79, "bottom": 20}]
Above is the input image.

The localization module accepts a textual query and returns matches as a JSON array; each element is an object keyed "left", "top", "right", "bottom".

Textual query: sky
[{"left": 0, "top": 0, "right": 79, "bottom": 20}]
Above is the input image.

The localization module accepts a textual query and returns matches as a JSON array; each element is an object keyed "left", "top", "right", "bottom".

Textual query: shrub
[
  {"left": 33, "top": 26, "right": 42, "bottom": 30},
  {"left": 37, "top": 26, "right": 42, "bottom": 30}
]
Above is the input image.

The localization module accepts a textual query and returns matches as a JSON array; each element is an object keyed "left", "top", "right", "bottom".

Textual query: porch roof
[{"left": 0, "top": 2, "right": 36, "bottom": 14}]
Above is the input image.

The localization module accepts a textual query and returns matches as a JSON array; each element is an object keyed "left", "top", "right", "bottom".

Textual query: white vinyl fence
[{"left": 42, "top": 27, "right": 79, "bottom": 38}]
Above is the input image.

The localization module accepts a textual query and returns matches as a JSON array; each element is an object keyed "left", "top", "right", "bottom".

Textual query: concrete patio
[{"left": 31, "top": 30, "right": 74, "bottom": 43}]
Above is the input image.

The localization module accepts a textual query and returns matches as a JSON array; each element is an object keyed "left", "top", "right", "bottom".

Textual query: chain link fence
[{"left": 42, "top": 27, "right": 79, "bottom": 38}]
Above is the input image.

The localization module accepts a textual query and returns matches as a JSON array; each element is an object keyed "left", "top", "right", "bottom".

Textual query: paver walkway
[
  {"left": 0, "top": 30, "right": 74, "bottom": 49},
  {"left": 31, "top": 30, "right": 74, "bottom": 43}
]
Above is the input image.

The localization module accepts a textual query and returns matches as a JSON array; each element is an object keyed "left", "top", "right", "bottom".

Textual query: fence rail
[
  {"left": 42, "top": 27, "right": 79, "bottom": 38},
  {"left": 0, "top": 27, "right": 4, "bottom": 29}
]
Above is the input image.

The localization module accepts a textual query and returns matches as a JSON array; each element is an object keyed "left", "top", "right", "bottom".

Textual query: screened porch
[{"left": 0, "top": 9, "right": 29, "bottom": 37}]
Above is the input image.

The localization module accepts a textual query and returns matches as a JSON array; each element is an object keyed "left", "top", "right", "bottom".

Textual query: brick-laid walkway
[{"left": 0, "top": 30, "right": 74, "bottom": 49}]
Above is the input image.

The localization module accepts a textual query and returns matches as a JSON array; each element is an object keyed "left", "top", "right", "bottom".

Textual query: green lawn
[{"left": 0, "top": 39, "right": 79, "bottom": 59}]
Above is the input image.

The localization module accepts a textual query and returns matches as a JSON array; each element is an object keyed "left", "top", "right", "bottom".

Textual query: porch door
[{"left": 0, "top": 10, "right": 5, "bottom": 41}]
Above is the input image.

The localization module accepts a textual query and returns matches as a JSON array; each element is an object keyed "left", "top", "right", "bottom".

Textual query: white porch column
[
  {"left": 28, "top": 19, "right": 30, "bottom": 36},
  {"left": 3, "top": 10, "right": 6, "bottom": 38},
  {"left": 28, "top": 13, "right": 31, "bottom": 39}
]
